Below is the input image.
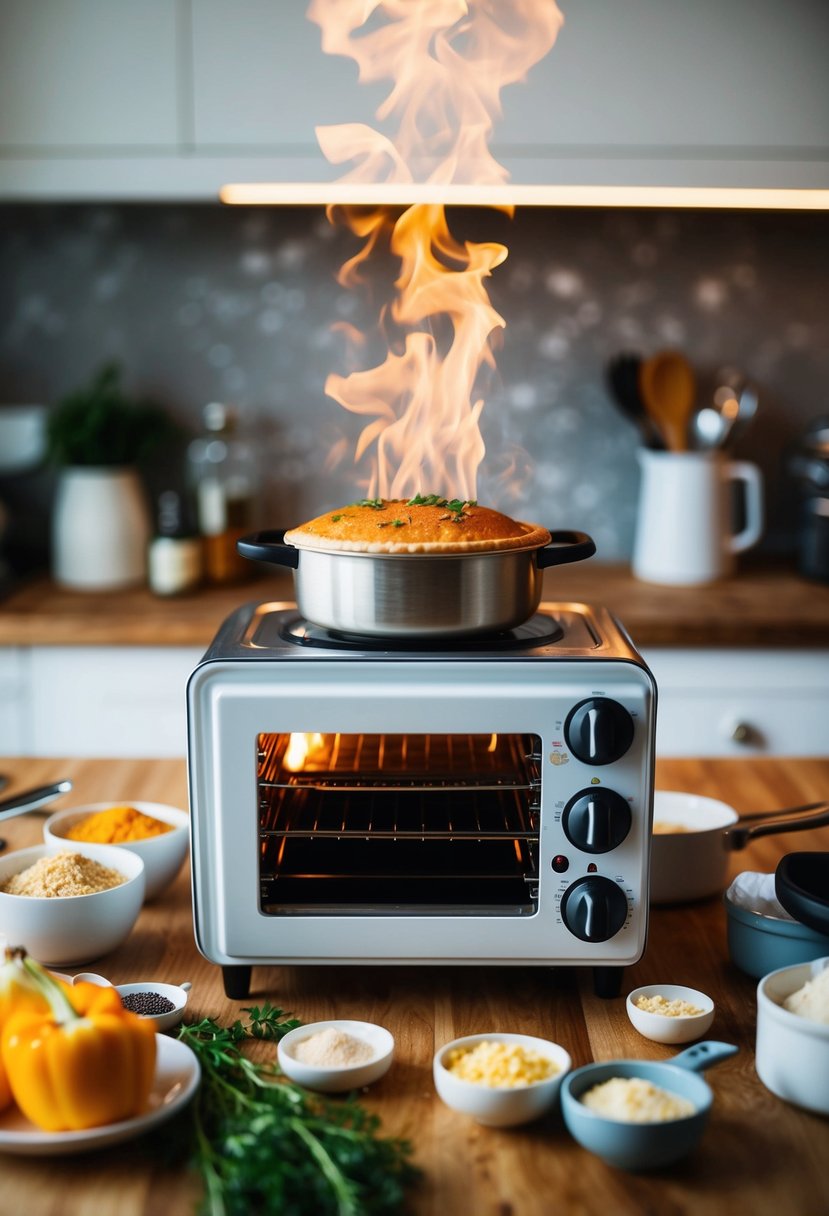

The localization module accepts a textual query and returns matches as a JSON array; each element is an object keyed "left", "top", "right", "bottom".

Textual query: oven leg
[
  {"left": 222, "top": 964, "right": 252, "bottom": 1000},
  {"left": 592, "top": 966, "right": 623, "bottom": 998}
]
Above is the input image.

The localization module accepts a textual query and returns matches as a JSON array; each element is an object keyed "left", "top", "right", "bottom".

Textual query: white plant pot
[{"left": 52, "top": 467, "right": 151, "bottom": 589}]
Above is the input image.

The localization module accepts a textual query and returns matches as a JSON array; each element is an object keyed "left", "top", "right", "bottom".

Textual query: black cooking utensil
[
  {"left": 0, "top": 779, "right": 73, "bottom": 853},
  {"left": 775, "top": 852, "right": 829, "bottom": 937},
  {"left": 606, "top": 353, "right": 666, "bottom": 450}
]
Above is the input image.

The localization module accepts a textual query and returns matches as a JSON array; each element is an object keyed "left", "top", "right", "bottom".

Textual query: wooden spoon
[{"left": 638, "top": 351, "right": 696, "bottom": 451}]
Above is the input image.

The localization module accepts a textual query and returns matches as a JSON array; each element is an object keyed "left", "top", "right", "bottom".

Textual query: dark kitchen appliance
[
  {"left": 187, "top": 601, "right": 656, "bottom": 1000},
  {"left": 788, "top": 417, "right": 829, "bottom": 584}
]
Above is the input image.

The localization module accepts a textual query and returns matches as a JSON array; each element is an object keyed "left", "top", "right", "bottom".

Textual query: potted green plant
[{"left": 48, "top": 363, "right": 178, "bottom": 589}]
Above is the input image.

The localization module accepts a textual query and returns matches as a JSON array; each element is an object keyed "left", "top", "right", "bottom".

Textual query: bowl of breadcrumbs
[{"left": 0, "top": 842, "right": 145, "bottom": 965}]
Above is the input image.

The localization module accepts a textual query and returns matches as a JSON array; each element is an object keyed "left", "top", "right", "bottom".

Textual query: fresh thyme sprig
[{"left": 176, "top": 1010, "right": 419, "bottom": 1216}]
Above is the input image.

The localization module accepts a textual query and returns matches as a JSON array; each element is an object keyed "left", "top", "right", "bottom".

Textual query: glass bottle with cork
[{"left": 188, "top": 402, "right": 259, "bottom": 584}]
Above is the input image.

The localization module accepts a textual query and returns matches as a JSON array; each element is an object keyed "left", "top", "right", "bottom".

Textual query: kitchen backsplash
[{"left": 1, "top": 203, "right": 827, "bottom": 562}]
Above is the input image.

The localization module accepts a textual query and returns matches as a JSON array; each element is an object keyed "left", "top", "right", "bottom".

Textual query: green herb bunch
[
  {"left": 176, "top": 1006, "right": 419, "bottom": 1216},
  {"left": 47, "top": 362, "right": 178, "bottom": 468}
]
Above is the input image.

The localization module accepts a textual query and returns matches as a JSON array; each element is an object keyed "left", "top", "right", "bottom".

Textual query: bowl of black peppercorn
[{"left": 115, "top": 981, "right": 190, "bottom": 1032}]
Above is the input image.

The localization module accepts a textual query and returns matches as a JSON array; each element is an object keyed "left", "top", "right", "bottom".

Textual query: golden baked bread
[{"left": 284, "top": 496, "right": 551, "bottom": 555}]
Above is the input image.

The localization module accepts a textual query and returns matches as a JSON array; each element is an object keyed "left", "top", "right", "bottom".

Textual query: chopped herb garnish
[
  {"left": 331, "top": 514, "right": 342, "bottom": 522},
  {"left": 391, "top": 519, "right": 406, "bottom": 527},
  {"left": 407, "top": 493, "right": 444, "bottom": 507},
  {"left": 353, "top": 498, "right": 386, "bottom": 510},
  {"left": 406, "top": 494, "right": 477, "bottom": 519}
]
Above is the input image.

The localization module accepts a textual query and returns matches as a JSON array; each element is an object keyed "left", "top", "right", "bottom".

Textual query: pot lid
[{"left": 775, "top": 852, "right": 829, "bottom": 937}]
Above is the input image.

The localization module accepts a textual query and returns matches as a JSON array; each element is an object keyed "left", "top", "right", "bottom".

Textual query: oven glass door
[{"left": 257, "top": 731, "right": 541, "bottom": 916}]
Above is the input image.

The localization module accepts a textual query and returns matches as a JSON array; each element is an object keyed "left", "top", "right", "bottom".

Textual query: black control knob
[
  {"left": 560, "top": 875, "right": 629, "bottom": 943},
  {"left": 564, "top": 697, "right": 634, "bottom": 766},
  {"left": 562, "top": 788, "right": 632, "bottom": 854}
]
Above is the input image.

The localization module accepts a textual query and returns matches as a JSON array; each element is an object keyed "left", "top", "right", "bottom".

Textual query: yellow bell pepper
[
  {"left": 0, "top": 948, "right": 72, "bottom": 1112},
  {"left": 1, "top": 956, "right": 156, "bottom": 1131}
]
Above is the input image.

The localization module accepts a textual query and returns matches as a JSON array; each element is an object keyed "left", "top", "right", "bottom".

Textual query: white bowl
[
  {"left": 44, "top": 802, "right": 189, "bottom": 901},
  {"left": 114, "top": 981, "right": 190, "bottom": 1032},
  {"left": 650, "top": 791, "right": 738, "bottom": 904},
  {"left": 0, "top": 842, "right": 145, "bottom": 966},
  {"left": 277, "top": 1020, "right": 394, "bottom": 1093},
  {"left": 756, "top": 958, "right": 829, "bottom": 1115},
  {"left": 433, "top": 1032, "right": 572, "bottom": 1128},
  {"left": 69, "top": 973, "right": 190, "bottom": 1033},
  {"left": 626, "top": 984, "right": 715, "bottom": 1044}
]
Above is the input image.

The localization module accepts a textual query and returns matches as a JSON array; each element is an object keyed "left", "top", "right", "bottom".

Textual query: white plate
[{"left": 0, "top": 1034, "right": 200, "bottom": 1155}]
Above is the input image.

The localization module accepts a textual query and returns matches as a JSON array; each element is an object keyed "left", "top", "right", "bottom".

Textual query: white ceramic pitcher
[{"left": 632, "top": 450, "right": 764, "bottom": 585}]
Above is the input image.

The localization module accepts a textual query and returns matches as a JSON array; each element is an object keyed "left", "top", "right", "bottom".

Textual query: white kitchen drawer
[
  {"left": 3, "top": 644, "right": 827, "bottom": 759},
  {"left": 26, "top": 646, "right": 204, "bottom": 758},
  {"left": 642, "top": 649, "right": 829, "bottom": 757}
]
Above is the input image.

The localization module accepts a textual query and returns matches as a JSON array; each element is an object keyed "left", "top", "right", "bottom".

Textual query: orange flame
[
  {"left": 308, "top": 1, "right": 563, "bottom": 499},
  {"left": 283, "top": 732, "right": 326, "bottom": 772}
]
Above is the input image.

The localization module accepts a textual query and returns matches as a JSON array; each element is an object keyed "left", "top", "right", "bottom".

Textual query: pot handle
[
  {"left": 537, "top": 530, "right": 596, "bottom": 569},
  {"left": 723, "top": 803, "right": 829, "bottom": 851},
  {"left": 236, "top": 530, "right": 299, "bottom": 570}
]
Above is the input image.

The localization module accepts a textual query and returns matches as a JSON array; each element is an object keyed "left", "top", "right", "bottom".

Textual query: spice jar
[
  {"left": 187, "top": 402, "right": 259, "bottom": 584},
  {"left": 147, "top": 490, "right": 203, "bottom": 597}
]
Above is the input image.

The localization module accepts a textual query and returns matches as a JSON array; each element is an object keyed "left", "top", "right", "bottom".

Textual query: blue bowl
[
  {"left": 725, "top": 893, "right": 829, "bottom": 979},
  {"left": 560, "top": 1041, "right": 738, "bottom": 1171}
]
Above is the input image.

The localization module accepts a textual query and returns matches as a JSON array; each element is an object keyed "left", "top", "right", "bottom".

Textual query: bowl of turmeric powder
[{"left": 44, "top": 802, "right": 189, "bottom": 901}]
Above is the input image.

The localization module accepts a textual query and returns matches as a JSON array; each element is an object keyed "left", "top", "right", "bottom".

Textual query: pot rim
[{"left": 291, "top": 538, "right": 549, "bottom": 560}]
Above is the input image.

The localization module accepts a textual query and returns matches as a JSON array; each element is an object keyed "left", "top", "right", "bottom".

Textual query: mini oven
[{"left": 186, "top": 601, "right": 656, "bottom": 1000}]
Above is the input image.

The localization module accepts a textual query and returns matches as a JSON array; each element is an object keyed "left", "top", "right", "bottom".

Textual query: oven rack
[
  {"left": 257, "top": 731, "right": 541, "bottom": 791},
  {"left": 258, "top": 788, "right": 540, "bottom": 841}
]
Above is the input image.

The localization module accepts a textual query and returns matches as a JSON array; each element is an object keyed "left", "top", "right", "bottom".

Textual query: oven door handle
[
  {"left": 237, "top": 530, "right": 300, "bottom": 569},
  {"left": 537, "top": 530, "right": 596, "bottom": 569}
]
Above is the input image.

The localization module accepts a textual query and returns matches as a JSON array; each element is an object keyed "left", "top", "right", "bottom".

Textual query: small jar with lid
[{"left": 147, "top": 490, "right": 203, "bottom": 597}]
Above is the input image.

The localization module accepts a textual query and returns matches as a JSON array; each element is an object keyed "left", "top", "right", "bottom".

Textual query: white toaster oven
[{"left": 186, "top": 602, "right": 656, "bottom": 1000}]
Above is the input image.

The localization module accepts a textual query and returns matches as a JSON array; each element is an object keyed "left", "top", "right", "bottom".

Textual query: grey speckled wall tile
[{"left": 1, "top": 204, "right": 826, "bottom": 561}]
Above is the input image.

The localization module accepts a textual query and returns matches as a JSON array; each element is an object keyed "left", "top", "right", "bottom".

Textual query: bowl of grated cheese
[
  {"left": 560, "top": 1040, "right": 738, "bottom": 1170},
  {"left": 626, "top": 984, "right": 715, "bottom": 1044},
  {"left": 433, "top": 1032, "right": 572, "bottom": 1127},
  {"left": 277, "top": 1020, "right": 394, "bottom": 1093}
]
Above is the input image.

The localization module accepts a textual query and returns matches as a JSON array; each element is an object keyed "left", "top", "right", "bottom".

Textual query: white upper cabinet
[
  {"left": 0, "top": 0, "right": 827, "bottom": 199},
  {"left": 0, "top": 0, "right": 180, "bottom": 148},
  {"left": 494, "top": 0, "right": 829, "bottom": 187},
  {"left": 191, "top": 1, "right": 380, "bottom": 153}
]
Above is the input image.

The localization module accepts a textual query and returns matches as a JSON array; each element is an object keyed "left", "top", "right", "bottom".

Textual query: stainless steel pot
[{"left": 237, "top": 528, "right": 596, "bottom": 638}]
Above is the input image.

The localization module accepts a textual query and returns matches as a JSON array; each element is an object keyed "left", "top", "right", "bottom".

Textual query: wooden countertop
[
  {"left": 1, "top": 560, "right": 827, "bottom": 648},
  {"left": 1, "top": 755, "right": 828, "bottom": 1216}
]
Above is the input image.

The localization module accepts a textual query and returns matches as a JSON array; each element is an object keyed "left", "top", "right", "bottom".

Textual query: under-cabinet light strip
[{"left": 220, "top": 182, "right": 829, "bottom": 210}]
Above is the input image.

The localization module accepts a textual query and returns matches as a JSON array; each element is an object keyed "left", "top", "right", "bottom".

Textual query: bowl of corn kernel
[
  {"left": 44, "top": 802, "right": 189, "bottom": 901},
  {"left": 626, "top": 984, "right": 715, "bottom": 1044},
  {"left": 433, "top": 1032, "right": 572, "bottom": 1127}
]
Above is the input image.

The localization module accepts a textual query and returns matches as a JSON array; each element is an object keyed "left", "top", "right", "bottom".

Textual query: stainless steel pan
[{"left": 237, "top": 528, "right": 596, "bottom": 638}]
